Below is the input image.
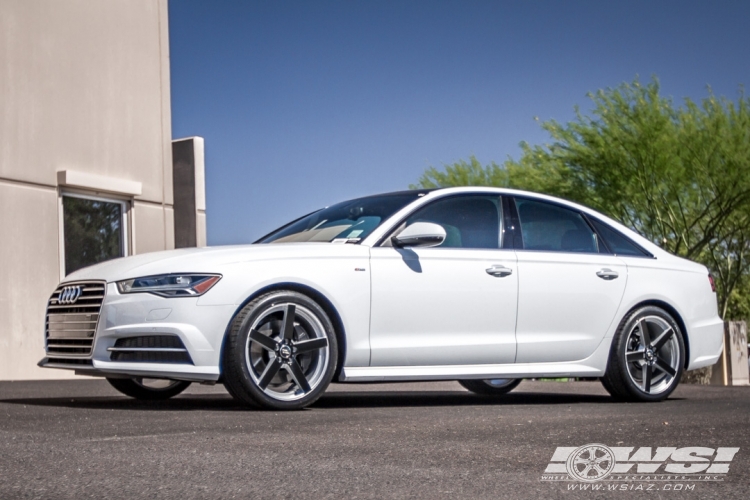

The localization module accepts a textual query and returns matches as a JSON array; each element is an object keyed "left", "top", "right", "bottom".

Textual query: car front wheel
[
  {"left": 223, "top": 291, "right": 338, "bottom": 410},
  {"left": 601, "top": 306, "right": 685, "bottom": 402}
]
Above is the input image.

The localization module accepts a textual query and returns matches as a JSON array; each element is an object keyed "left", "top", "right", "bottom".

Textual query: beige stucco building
[{"left": 0, "top": 0, "right": 204, "bottom": 380}]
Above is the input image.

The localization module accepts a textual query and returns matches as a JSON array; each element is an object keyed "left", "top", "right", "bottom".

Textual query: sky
[{"left": 168, "top": 0, "right": 750, "bottom": 245}]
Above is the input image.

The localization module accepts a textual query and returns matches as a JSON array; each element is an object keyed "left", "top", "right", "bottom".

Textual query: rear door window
[{"left": 514, "top": 198, "right": 599, "bottom": 253}]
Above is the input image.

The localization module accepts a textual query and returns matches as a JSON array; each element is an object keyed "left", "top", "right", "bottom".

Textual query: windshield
[{"left": 257, "top": 191, "right": 428, "bottom": 244}]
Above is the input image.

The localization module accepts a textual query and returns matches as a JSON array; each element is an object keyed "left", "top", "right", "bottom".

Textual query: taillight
[{"left": 708, "top": 273, "right": 716, "bottom": 293}]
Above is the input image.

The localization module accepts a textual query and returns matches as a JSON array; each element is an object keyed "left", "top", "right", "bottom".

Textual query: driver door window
[{"left": 402, "top": 195, "right": 502, "bottom": 249}]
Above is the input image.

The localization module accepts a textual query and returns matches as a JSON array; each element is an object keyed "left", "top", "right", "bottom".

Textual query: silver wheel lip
[
  {"left": 245, "top": 303, "right": 329, "bottom": 402},
  {"left": 482, "top": 378, "right": 516, "bottom": 388},
  {"left": 133, "top": 378, "right": 184, "bottom": 391},
  {"left": 624, "top": 315, "right": 680, "bottom": 395}
]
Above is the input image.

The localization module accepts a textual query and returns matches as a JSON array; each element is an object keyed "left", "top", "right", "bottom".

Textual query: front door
[{"left": 369, "top": 194, "right": 518, "bottom": 367}]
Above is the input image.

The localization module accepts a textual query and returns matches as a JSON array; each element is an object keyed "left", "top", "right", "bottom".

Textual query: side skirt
[
  {"left": 340, "top": 362, "right": 604, "bottom": 382},
  {"left": 340, "top": 338, "right": 612, "bottom": 382}
]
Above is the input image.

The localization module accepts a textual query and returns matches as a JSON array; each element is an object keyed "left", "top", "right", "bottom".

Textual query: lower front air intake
[{"left": 108, "top": 335, "right": 193, "bottom": 364}]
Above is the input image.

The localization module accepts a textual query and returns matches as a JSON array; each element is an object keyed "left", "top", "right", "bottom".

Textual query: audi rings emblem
[{"left": 58, "top": 286, "right": 83, "bottom": 305}]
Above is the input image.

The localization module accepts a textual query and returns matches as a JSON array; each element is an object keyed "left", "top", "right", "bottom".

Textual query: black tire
[
  {"left": 107, "top": 377, "right": 191, "bottom": 400},
  {"left": 222, "top": 290, "right": 338, "bottom": 411},
  {"left": 459, "top": 378, "right": 522, "bottom": 396},
  {"left": 599, "top": 373, "right": 618, "bottom": 398},
  {"left": 601, "top": 306, "right": 685, "bottom": 402}
]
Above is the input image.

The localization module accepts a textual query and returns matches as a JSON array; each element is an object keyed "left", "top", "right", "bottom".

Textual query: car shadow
[
  {"left": 0, "top": 394, "right": 242, "bottom": 411},
  {"left": 0, "top": 389, "right": 679, "bottom": 412},
  {"left": 315, "top": 390, "right": 621, "bottom": 408}
]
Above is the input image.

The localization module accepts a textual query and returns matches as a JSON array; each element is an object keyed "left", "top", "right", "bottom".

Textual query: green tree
[
  {"left": 410, "top": 156, "right": 508, "bottom": 189},
  {"left": 413, "top": 78, "right": 750, "bottom": 318}
]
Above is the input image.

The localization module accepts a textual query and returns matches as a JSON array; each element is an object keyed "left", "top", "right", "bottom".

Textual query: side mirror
[{"left": 392, "top": 222, "right": 446, "bottom": 248}]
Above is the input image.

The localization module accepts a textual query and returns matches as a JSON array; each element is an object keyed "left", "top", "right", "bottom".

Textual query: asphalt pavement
[{"left": 1, "top": 378, "right": 749, "bottom": 499}]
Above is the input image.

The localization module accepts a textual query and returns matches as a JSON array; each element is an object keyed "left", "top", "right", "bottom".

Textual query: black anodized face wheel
[
  {"left": 245, "top": 302, "right": 330, "bottom": 402},
  {"left": 623, "top": 315, "right": 681, "bottom": 395},
  {"left": 601, "top": 305, "right": 684, "bottom": 402},
  {"left": 223, "top": 291, "right": 338, "bottom": 410}
]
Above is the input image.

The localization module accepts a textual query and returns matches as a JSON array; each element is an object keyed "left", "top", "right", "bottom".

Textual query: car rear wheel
[
  {"left": 459, "top": 378, "right": 521, "bottom": 396},
  {"left": 601, "top": 306, "right": 684, "bottom": 402},
  {"left": 107, "top": 377, "right": 191, "bottom": 400},
  {"left": 223, "top": 291, "right": 338, "bottom": 410}
]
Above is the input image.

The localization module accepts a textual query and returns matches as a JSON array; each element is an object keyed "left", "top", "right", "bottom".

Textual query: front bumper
[
  {"left": 38, "top": 357, "right": 221, "bottom": 382},
  {"left": 40, "top": 282, "right": 237, "bottom": 382}
]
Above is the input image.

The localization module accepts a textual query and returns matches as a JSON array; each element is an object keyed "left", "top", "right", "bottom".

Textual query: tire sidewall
[
  {"left": 225, "top": 291, "right": 338, "bottom": 410},
  {"left": 612, "top": 306, "right": 685, "bottom": 402}
]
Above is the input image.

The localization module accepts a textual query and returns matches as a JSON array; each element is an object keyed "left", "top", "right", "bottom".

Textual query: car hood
[{"left": 63, "top": 243, "right": 369, "bottom": 283}]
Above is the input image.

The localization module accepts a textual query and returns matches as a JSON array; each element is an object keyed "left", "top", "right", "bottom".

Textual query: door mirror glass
[{"left": 392, "top": 222, "right": 447, "bottom": 248}]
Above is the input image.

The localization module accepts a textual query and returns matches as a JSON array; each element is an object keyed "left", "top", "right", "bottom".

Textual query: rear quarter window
[{"left": 589, "top": 217, "right": 651, "bottom": 257}]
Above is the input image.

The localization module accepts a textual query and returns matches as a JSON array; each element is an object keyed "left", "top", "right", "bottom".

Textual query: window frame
[
  {"left": 501, "top": 195, "right": 522, "bottom": 249},
  {"left": 376, "top": 193, "right": 506, "bottom": 250},
  {"left": 58, "top": 189, "right": 131, "bottom": 278}
]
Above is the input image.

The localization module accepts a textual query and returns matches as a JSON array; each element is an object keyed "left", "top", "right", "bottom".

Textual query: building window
[{"left": 62, "top": 193, "right": 128, "bottom": 275}]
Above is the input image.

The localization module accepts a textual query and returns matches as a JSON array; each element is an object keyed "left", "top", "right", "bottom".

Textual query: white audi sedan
[{"left": 40, "top": 187, "right": 723, "bottom": 410}]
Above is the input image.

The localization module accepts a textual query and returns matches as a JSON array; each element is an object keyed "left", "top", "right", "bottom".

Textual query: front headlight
[{"left": 116, "top": 274, "right": 222, "bottom": 297}]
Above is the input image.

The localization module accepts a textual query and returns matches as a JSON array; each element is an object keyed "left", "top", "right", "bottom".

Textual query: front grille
[
  {"left": 109, "top": 335, "right": 193, "bottom": 364},
  {"left": 45, "top": 281, "right": 106, "bottom": 358}
]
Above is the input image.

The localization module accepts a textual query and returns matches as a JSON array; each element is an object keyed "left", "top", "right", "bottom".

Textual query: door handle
[
  {"left": 486, "top": 265, "right": 513, "bottom": 278},
  {"left": 596, "top": 268, "right": 619, "bottom": 280}
]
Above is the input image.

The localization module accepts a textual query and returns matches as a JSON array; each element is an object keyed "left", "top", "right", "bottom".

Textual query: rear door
[{"left": 511, "top": 197, "right": 627, "bottom": 363}]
